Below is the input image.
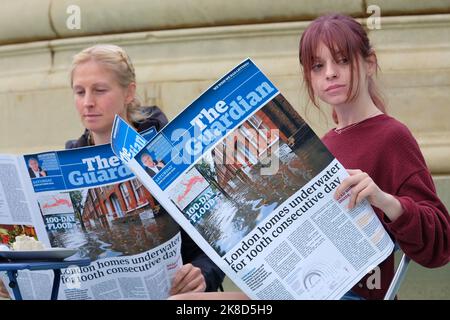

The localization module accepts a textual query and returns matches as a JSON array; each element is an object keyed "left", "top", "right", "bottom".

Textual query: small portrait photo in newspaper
[
  {"left": 140, "top": 151, "right": 166, "bottom": 178},
  {"left": 25, "top": 155, "right": 48, "bottom": 179}
]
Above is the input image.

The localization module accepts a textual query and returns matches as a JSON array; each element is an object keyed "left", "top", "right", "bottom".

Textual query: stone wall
[{"left": 0, "top": 0, "right": 449, "bottom": 185}]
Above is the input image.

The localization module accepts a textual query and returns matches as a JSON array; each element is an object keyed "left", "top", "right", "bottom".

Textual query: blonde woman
[{"left": 67, "top": 44, "right": 225, "bottom": 295}]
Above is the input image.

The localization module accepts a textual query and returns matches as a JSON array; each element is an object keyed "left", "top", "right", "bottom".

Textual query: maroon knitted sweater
[{"left": 322, "top": 114, "right": 450, "bottom": 300}]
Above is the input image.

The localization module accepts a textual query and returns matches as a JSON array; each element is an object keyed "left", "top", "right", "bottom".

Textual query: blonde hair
[{"left": 70, "top": 44, "right": 146, "bottom": 123}]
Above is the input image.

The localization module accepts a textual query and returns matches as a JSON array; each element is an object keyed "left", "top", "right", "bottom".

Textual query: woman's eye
[
  {"left": 338, "top": 57, "right": 349, "bottom": 64},
  {"left": 312, "top": 63, "right": 323, "bottom": 71},
  {"left": 95, "top": 89, "right": 107, "bottom": 93},
  {"left": 75, "top": 90, "right": 84, "bottom": 96}
]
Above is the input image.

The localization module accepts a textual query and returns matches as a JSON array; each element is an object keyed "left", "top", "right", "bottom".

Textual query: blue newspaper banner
[
  {"left": 112, "top": 59, "right": 279, "bottom": 191},
  {"left": 111, "top": 116, "right": 148, "bottom": 162},
  {"left": 56, "top": 144, "right": 134, "bottom": 190},
  {"left": 27, "top": 125, "right": 157, "bottom": 193},
  {"left": 23, "top": 152, "right": 66, "bottom": 192},
  {"left": 141, "top": 126, "right": 157, "bottom": 141},
  {"left": 31, "top": 176, "right": 66, "bottom": 192}
]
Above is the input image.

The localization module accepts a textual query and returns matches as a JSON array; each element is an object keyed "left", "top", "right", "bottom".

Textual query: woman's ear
[
  {"left": 125, "top": 82, "right": 136, "bottom": 104},
  {"left": 365, "top": 53, "right": 377, "bottom": 77}
]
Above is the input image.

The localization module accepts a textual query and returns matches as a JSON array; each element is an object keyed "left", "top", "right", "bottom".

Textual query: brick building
[
  {"left": 82, "top": 178, "right": 158, "bottom": 228},
  {"left": 212, "top": 94, "right": 306, "bottom": 191}
]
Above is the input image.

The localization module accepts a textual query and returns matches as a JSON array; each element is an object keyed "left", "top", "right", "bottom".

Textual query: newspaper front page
[
  {"left": 0, "top": 130, "right": 182, "bottom": 300},
  {"left": 111, "top": 59, "right": 394, "bottom": 300}
]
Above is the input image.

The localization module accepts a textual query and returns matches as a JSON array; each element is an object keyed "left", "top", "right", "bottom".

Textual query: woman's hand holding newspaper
[{"left": 169, "top": 263, "right": 206, "bottom": 295}]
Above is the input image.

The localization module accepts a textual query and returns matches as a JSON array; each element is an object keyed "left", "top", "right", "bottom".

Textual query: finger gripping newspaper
[
  {"left": 0, "top": 127, "right": 183, "bottom": 300},
  {"left": 111, "top": 59, "right": 394, "bottom": 300}
]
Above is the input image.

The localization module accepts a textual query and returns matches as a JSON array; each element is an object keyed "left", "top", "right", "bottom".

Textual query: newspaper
[
  {"left": 0, "top": 128, "right": 182, "bottom": 300},
  {"left": 111, "top": 58, "right": 394, "bottom": 300}
]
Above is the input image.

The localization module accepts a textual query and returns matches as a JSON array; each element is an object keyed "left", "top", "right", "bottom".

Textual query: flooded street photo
[
  {"left": 48, "top": 210, "right": 179, "bottom": 261},
  {"left": 194, "top": 135, "right": 333, "bottom": 256}
]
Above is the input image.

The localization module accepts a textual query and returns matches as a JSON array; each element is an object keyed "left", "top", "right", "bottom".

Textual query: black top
[{"left": 66, "top": 106, "right": 225, "bottom": 292}]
